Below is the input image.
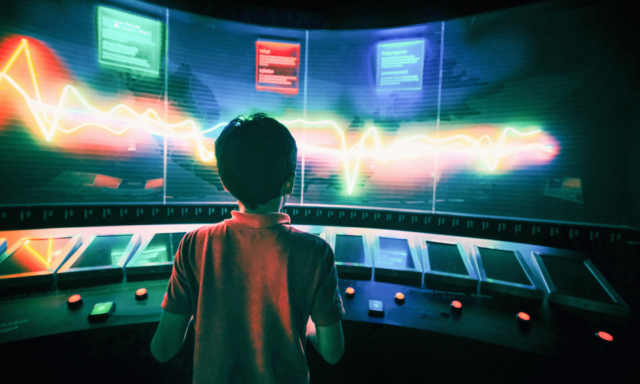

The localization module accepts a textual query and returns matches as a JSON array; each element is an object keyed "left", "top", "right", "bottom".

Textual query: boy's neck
[{"left": 238, "top": 196, "right": 285, "bottom": 214}]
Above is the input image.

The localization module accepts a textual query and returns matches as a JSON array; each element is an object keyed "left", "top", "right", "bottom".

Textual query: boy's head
[{"left": 215, "top": 113, "right": 297, "bottom": 210}]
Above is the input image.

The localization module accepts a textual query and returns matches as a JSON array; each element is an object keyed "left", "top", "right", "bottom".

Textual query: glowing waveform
[
  {"left": 280, "top": 119, "right": 552, "bottom": 193},
  {"left": 1, "top": 38, "right": 554, "bottom": 195}
]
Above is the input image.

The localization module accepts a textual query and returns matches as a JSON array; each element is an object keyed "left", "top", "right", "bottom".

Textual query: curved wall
[{"left": 0, "top": 0, "right": 637, "bottom": 228}]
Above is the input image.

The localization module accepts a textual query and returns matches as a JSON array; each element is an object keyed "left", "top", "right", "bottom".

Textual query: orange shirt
[{"left": 162, "top": 211, "right": 345, "bottom": 384}]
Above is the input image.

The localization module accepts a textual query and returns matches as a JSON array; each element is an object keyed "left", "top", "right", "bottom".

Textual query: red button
[
  {"left": 345, "top": 287, "right": 355, "bottom": 299},
  {"left": 135, "top": 288, "right": 148, "bottom": 300},
  {"left": 394, "top": 292, "right": 405, "bottom": 304},
  {"left": 68, "top": 294, "right": 82, "bottom": 303},
  {"left": 451, "top": 300, "right": 462, "bottom": 309},
  {"left": 67, "top": 294, "right": 82, "bottom": 309},
  {"left": 597, "top": 331, "right": 613, "bottom": 342},
  {"left": 517, "top": 312, "right": 530, "bottom": 321}
]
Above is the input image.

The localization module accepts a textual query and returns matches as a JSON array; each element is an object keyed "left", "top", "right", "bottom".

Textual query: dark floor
[{"left": 4, "top": 319, "right": 632, "bottom": 383}]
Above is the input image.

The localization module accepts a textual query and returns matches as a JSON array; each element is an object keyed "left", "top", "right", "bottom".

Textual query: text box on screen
[
  {"left": 256, "top": 41, "right": 300, "bottom": 95},
  {"left": 97, "top": 6, "right": 162, "bottom": 76},
  {"left": 377, "top": 39, "right": 425, "bottom": 91}
]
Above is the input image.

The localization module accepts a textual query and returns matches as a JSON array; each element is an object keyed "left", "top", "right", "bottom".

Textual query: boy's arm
[
  {"left": 306, "top": 316, "right": 319, "bottom": 351},
  {"left": 308, "top": 242, "right": 346, "bottom": 364},
  {"left": 151, "top": 310, "right": 192, "bottom": 362},
  {"left": 307, "top": 316, "right": 344, "bottom": 364}
]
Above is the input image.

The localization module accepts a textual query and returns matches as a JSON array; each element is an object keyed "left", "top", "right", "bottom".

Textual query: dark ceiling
[{"left": 141, "top": 0, "right": 606, "bottom": 29}]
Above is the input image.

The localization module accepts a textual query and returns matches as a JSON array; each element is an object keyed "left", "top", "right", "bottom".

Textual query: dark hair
[{"left": 215, "top": 113, "right": 297, "bottom": 209}]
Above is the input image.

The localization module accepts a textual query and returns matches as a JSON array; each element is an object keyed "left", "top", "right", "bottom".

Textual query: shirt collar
[{"left": 228, "top": 210, "right": 291, "bottom": 228}]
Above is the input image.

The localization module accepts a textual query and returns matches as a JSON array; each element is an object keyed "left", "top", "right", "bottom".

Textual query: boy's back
[{"left": 162, "top": 210, "right": 344, "bottom": 383}]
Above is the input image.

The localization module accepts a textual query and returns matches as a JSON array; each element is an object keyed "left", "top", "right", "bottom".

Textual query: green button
[
  {"left": 88, "top": 302, "right": 116, "bottom": 322},
  {"left": 91, "top": 302, "right": 114, "bottom": 315}
]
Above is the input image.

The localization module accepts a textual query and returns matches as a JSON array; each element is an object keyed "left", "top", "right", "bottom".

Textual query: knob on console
[
  {"left": 596, "top": 331, "right": 613, "bottom": 342},
  {"left": 345, "top": 287, "right": 355, "bottom": 299},
  {"left": 135, "top": 288, "right": 148, "bottom": 301},
  {"left": 67, "top": 294, "right": 82, "bottom": 309}
]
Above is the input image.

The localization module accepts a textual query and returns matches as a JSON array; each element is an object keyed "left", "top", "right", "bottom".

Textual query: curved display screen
[{"left": 0, "top": 0, "right": 636, "bottom": 228}]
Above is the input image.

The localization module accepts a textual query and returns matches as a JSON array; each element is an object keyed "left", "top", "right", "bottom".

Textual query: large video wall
[{"left": 0, "top": 0, "right": 637, "bottom": 228}]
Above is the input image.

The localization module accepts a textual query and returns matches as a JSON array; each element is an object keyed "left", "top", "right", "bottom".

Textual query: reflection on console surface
[
  {"left": 125, "top": 232, "right": 186, "bottom": 281},
  {"left": 0, "top": 236, "right": 82, "bottom": 290},
  {"left": 373, "top": 237, "right": 422, "bottom": 287},
  {"left": 57, "top": 234, "right": 141, "bottom": 288}
]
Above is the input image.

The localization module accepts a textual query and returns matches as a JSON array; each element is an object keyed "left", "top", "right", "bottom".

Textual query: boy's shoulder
[
  {"left": 184, "top": 222, "right": 329, "bottom": 247},
  {"left": 180, "top": 222, "right": 225, "bottom": 243},
  {"left": 288, "top": 226, "right": 332, "bottom": 251}
]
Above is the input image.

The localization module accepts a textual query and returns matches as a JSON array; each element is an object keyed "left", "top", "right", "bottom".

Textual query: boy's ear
[
  {"left": 220, "top": 179, "right": 229, "bottom": 192},
  {"left": 282, "top": 173, "right": 295, "bottom": 195}
]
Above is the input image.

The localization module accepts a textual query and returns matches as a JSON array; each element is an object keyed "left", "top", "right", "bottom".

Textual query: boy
[{"left": 151, "top": 113, "right": 345, "bottom": 383}]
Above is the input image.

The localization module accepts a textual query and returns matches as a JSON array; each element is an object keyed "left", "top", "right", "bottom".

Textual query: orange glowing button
[
  {"left": 517, "top": 312, "right": 531, "bottom": 321},
  {"left": 451, "top": 300, "right": 462, "bottom": 309},
  {"left": 597, "top": 331, "right": 613, "bottom": 342},
  {"left": 345, "top": 287, "right": 355, "bottom": 299},
  {"left": 67, "top": 294, "right": 82, "bottom": 308},
  {"left": 395, "top": 293, "right": 405, "bottom": 300},
  {"left": 135, "top": 288, "right": 148, "bottom": 300},
  {"left": 68, "top": 294, "right": 81, "bottom": 303}
]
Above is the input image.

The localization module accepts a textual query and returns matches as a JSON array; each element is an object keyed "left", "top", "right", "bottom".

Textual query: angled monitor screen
[
  {"left": 540, "top": 255, "right": 613, "bottom": 303},
  {"left": 133, "top": 232, "right": 185, "bottom": 265},
  {"left": 0, "top": 238, "right": 72, "bottom": 275},
  {"left": 335, "top": 235, "right": 366, "bottom": 264},
  {"left": 426, "top": 242, "right": 468, "bottom": 275},
  {"left": 71, "top": 235, "right": 133, "bottom": 269},
  {"left": 378, "top": 237, "right": 414, "bottom": 269},
  {"left": 478, "top": 248, "right": 531, "bottom": 285}
]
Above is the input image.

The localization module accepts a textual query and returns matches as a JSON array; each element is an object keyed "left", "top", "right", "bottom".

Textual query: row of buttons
[
  {"left": 343, "top": 287, "right": 615, "bottom": 342},
  {"left": 64, "top": 286, "right": 615, "bottom": 343},
  {"left": 67, "top": 288, "right": 148, "bottom": 322}
]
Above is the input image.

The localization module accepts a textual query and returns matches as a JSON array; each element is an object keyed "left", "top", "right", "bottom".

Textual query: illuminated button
[
  {"left": 135, "top": 288, "right": 148, "bottom": 301},
  {"left": 67, "top": 294, "right": 83, "bottom": 309},
  {"left": 451, "top": 300, "right": 462, "bottom": 312},
  {"left": 368, "top": 300, "right": 384, "bottom": 318},
  {"left": 597, "top": 331, "right": 613, "bottom": 342},
  {"left": 394, "top": 292, "right": 405, "bottom": 305},
  {"left": 88, "top": 302, "right": 115, "bottom": 322},
  {"left": 516, "top": 312, "right": 531, "bottom": 332},
  {"left": 345, "top": 287, "right": 355, "bottom": 299}
]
